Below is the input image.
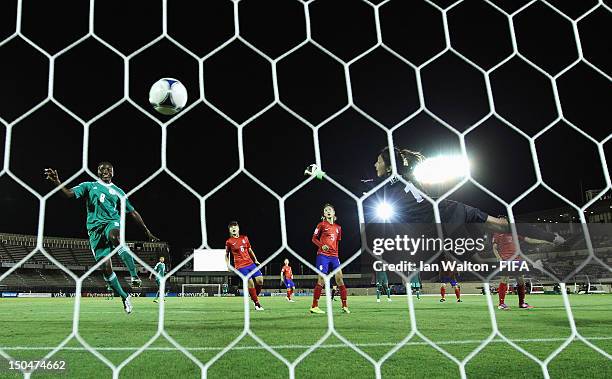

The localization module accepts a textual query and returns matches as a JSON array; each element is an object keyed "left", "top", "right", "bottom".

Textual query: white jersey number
[
  {"left": 99, "top": 193, "right": 106, "bottom": 203},
  {"left": 404, "top": 183, "right": 424, "bottom": 203}
]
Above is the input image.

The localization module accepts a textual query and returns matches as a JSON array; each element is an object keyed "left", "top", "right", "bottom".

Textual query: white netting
[{"left": 0, "top": 0, "right": 610, "bottom": 378}]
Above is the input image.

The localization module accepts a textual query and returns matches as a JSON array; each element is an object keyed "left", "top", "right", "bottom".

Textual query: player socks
[
  {"left": 339, "top": 285, "right": 348, "bottom": 308},
  {"left": 118, "top": 248, "right": 138, "bottom": 278},
  {"left": 498, "top": 282, "right": 507, "bottom": 305},
  {"left": 440, "top": 286, "right": 446, "bottom": 299},
  {"left": 517, "top": 284, "right": 526, "bottom": 306},
  {"left": 454, "top": 287, "right": 461, "bottom": 300},
  {"left": 376, "top": 286, "right": 381, "bottom": 300},
  {"left": 255, "top": 283, "right": 262, "bottom": 296},
  {"left": 385, "top": 285, "right": 391, "bottom": 299},
  {"left": 248, "top": 287, "right": 260, "bottom": 306},
  {"left": 104, "top": 272, "right": 128, "bottom": 299},
  {"left": 287, "top": 289, "right": 292, "bottom": 300},
  {"left": 312, "top": 284, "right": 323, "bottom": 308}
]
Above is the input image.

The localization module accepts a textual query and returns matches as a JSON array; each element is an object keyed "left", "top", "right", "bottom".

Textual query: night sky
[{"left": 0, "top": 0, "right": 610, "bottom": 270}]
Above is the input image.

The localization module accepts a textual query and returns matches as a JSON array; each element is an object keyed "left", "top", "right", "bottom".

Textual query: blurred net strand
[{"left": 0, "top": 0, "right": 610, "bottom": 378}]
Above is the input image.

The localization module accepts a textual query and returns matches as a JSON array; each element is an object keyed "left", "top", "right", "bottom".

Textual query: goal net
[
  {"left": 0, "top": 0, "right": 610, "bottom": 378},
  {"left": 181, "top": 283, "right": 221, "bottom": 298}
]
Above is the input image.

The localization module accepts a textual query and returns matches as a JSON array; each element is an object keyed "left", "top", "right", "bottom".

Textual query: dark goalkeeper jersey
[{"left": 385, "top": 177, "right": 488, "bottom": 224}]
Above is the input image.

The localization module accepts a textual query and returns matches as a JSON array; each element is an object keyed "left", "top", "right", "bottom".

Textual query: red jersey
[
  {"left": 281, "top": 265, "right": 293, "bottom": 280},
  {"left": 312, "top": 220, "right": 342, "bottom": 257},
  {"left": 492, "top": 233, "right": 525, "bottom": 261},
  {"left": 225, "top": 235, "right": 253, "bottom": 269}
]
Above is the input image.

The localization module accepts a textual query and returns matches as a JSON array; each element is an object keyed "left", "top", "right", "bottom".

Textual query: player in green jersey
[
  {"left": 45, "top": 162, "right": 159, "bottom": 314},
  {"left": 375, "top": 270, "right": 392, "bottom": 303},
  {"left": 409, "top": 271, "right": 422, "bottom": 300},
  {"left": 149, "top": 256, "right": 166, "bottom": 303}
]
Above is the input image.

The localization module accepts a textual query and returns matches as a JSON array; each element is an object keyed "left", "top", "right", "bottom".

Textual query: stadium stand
[
  {"left": 2, "top": 232, "right": 610, "bottom": 295},
  {"left": 0, "top": 233, "right": 169, "bottom": 293}
]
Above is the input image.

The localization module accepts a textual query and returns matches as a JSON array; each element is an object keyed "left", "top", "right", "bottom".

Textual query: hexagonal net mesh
[{"left": 0, "top": 0, "right": 610, "bottom": 378}]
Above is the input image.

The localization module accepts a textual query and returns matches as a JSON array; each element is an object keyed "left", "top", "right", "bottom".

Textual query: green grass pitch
[{"left": 0, "top": 294, "right": 610, "bottom": 378}]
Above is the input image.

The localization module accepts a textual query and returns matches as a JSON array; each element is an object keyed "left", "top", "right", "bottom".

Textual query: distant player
[
  {"left": 310, "top": 204, "right": 350, "bottom": 314},
  {"left": 439, "top": 269, "right": 461, "bottom": 303},
  {"left": 45, "top": 163, "right": 159, "bottom": 314},
  {"left": 375, "top": 269, "right": 392, "bottom": 303},
  {"left": 280, "top": 258, "right": 296, "bottom": 302},
  {"left": 331, "top": 285, "right": 339, "bottom": 301},
  {"left": 225, "top": 221, "right": 264, "bottom": 311},
  {"left": 492, "top": 231, "right": 552, "bottom": 310},
  {"left": 105, "top": 283, "right": 113, "bottom": 300},
  {"left": 149, "top": 256, "right": 166, "bottom": 303},
  {"left": 222, "top": 282, "right": 229, "bottom": 296},
  {"left": 409, "top": 271, "right": 422, "bottom": 300}
]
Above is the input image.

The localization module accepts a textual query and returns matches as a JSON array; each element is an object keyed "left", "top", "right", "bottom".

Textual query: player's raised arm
[
  {"left": 486, "top": 216, "right": 563, "bottom": 245},
  {"left": 128, "top": 210, "right": 159, "bottom": 242},
  {"left": 44, "top": 168, "right": 76, "bottom": 198},
  {"left": 524, "top": 237, "right": 554, "bottom": 245}
]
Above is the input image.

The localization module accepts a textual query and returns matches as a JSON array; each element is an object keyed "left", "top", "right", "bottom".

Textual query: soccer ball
[{"left": 148, "top": 78, "right": 188, "bottom": 115}]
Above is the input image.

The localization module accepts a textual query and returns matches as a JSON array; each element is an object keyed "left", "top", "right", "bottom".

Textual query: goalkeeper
[
  {"left": 306, "top": 152, "right": 566, "bottom": 244},
  {"left": 370, "top": 147, "right": 566, "bottom": 243}
]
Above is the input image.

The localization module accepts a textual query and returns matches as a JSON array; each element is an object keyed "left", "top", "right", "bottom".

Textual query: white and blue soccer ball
[{"left": 148, "top": 78, "right": 188, "bottom": 115}]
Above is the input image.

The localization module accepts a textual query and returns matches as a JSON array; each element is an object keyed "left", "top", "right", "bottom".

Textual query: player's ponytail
[{"left": 379, "top": 146, "right": 425, "bottom": 182}]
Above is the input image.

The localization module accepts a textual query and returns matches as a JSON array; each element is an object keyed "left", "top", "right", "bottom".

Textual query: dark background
[{"left": 0, "top": 0, "right": 610, "bottom": 272}]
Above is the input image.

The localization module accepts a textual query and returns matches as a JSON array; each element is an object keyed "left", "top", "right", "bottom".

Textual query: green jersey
[
  {"left": 376, "top": 270, "right": 389, "bottom": 285},
  {"left": 154, "top": 262, "right": 166, "bottom": 277},
  {"left": 72, "top": 181, "right": 134, "bottom": 232}
]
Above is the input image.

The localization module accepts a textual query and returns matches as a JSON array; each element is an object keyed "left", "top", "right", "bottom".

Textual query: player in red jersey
[
  {"left": 493, "top": 230, "right": 552, "bottom": 310},
  {"left": 225, "top": 221, "right": 264, "bottom": 311},
  {"left": 310, "top": 204, "right": 350, "bottom": 314},
  {"left": 439, "top": 269, "right": 462, "bottom": 303},
  {"left": 280, "top": 258, "right": 296, "bottom": 302}
]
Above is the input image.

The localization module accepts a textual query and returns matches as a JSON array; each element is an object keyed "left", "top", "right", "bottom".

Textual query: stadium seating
[
  {"left": 1, "top": 233, "right": 168, "bottom": 292},
  {"left": 2, "top": 232, "right": 610, "bottom": 293}
]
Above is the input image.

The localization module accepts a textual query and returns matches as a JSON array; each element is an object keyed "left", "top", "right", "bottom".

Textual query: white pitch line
[{"left": 2, "top": 337, "right": 611, "bottom": 352}]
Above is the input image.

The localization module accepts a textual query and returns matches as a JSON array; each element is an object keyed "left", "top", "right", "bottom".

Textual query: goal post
[
  {"left": 526, "top": 278, "right": 544, "bottom": 294},
  {"left": 181, "top": 283, "right": 221, "bottom": 297},
  {"left": 573, "top": 275, "right": 606, "bottom": 294}
]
